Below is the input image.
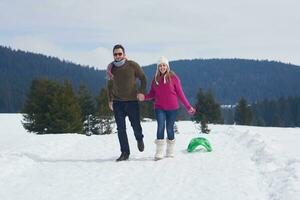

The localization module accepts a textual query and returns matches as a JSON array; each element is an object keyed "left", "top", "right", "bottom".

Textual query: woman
[{"left": 138, "top": 56, "right": 195, "bottom": 160}]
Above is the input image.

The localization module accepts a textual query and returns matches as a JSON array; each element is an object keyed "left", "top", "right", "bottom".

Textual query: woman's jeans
[{"left": 155, "top": 108, "right": 177, "bottom": 140}]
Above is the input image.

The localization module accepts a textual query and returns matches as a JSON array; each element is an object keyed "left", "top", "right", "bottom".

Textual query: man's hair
[{"left": 113, "top": 44, "right": 125, "bottom": 53}]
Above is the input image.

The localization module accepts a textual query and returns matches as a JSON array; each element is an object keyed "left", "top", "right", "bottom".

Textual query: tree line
[
  {"left": 22, "top": 79, "right": 224, "bottom": 134},
  {"left": 22, "top": 79, "right": 300, "bottom": 135},
  {"left": 22, "top": 79, "right": 113, "bottom": 135},
  {"left": 227, "top": 96, "right": 300, "bottom": 127}
]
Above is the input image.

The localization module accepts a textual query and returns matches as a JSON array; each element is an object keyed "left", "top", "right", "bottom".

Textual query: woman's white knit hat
[
  {"left": 157, "top": 56, "right": 169, "bottom": 68},
  {"left": 155, "top": 56, "right": 170, "bottom": 84}
]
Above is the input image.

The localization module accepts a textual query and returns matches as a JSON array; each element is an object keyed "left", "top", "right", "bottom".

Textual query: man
[{"left": 107, "top": 44, "right": 147, "bottom": 162}]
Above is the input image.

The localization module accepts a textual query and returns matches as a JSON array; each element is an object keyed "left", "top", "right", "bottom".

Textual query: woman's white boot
[
  {"left": 154, "top": 139, "right": 165, "bottom": 161},
  {"left": 166, "top": 139, "right": 175, "bottom": 158}
]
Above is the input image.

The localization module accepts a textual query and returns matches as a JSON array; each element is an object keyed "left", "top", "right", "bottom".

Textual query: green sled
[{"left": 187, "top": 137, "right": 212, "bottom": 152}]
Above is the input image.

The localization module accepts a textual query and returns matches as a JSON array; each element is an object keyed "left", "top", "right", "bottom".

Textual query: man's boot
[
  {"left": 116, "top": 152, "right": 129, "bottom": 162},
  {"left": 137, "top": 139, "right": 144, "bottom": 152}
]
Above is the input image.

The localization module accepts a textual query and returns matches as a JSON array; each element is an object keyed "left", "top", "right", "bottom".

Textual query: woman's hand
[{"left": 188, "top": 107, "right": 196, "bottom": 115}]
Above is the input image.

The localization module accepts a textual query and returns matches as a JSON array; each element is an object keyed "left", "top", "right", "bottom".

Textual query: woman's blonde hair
[{"left": 155, "top": 68, "right": 176, "bottom": 85}]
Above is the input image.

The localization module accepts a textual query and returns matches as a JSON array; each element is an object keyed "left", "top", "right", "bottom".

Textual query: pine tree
[
  {"left": 94, "top": 88, "right": 114, "bottom": 135},
  {"left": 193, "top": 89, "right": 210, "bottom": 133},
  {"left": 49, "top": 80, "right": 83, "bottom": 133},
  {"left": 22, "top": 79, "right": 59, "bottom": 133},
  {"left": 63, "top": 80, "right": 83, "bottom": 132},
  {"left": 96, "top": 88, "right": 112, "bottom": 117},
  {"left": 77, "top": 83, "right": 97, "bottom": 135},
  {"left": 77, "top": 83, "right": 95, "bottom": 120},
  {"left": 234, "top": 97, "right": 252, "bottom": 125},
  {"left": 22, "top": 79, "right": 83, "bottom": 134},
  {"left": 206, "top": 89, "right": 223, "bottom": 124},
  {"left": 193, "top": 88, "right": 223, "bottom": 133},
  {"left": 251, "top": 96, "right": 300, "bottom": 127}
]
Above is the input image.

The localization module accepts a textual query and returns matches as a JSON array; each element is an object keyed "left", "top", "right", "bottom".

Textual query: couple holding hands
[{"left": 107, "top": 44, "right": 195, "bottom": 161}]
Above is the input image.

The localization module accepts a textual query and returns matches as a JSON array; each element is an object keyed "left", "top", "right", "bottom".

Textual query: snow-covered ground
[{"left": 0, "top": 114, "right": 300, "bottom": 200}]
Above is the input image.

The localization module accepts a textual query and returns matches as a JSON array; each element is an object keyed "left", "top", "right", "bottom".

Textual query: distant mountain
[
  {"left": 143, "top": 58, "right": 300, "bottom": 105},
  {"left": 0, "top": 46, "right": 106, "bottom": 112},
  {"left": 1, "top": 45, "right": 300, "bottom": 112}
]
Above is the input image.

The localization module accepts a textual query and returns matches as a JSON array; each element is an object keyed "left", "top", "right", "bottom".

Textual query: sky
[{"left": 1, "top": 0, "right": 299, "bottom": 69}]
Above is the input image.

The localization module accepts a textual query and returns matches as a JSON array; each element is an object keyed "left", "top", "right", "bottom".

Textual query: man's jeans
[
  {"left": 113, "top": 101, "right": 143, "bottom": 154},
  {"left": 155, "top": 108, "right": 177, "bottom": 140}
]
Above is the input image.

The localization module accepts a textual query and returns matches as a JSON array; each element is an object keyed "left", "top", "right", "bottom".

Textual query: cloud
[
  {"left": 1, "top": 0, "right": 299, "bottom": 68},
  {"left": 0, "top": 35, "right": 112, "bottom": 69}
]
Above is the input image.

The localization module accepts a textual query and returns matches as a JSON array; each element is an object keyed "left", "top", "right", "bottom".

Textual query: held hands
[
  {"left": 137, "top": 93, "right": 145, "bottom": 101},
  {"left": 188, "top": 107, "right": 196, "bottom": 115}
]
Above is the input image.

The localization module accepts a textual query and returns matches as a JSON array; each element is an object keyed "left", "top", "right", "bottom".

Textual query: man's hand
[
  {"left": 137, "top": 93, "right": 145, "bottom": 101},
  {"left": 109, "top": 101, "right": 113, "bottom": 111}
]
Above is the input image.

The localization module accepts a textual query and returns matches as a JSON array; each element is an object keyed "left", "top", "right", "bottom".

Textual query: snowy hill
[
  {"left": 2, "top": 44, "right": 300, "bottom": 112},
  {"left": 0, "top": 114, "right": 300, "bottom": 200}
]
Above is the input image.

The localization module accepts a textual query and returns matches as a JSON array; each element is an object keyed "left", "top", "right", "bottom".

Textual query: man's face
[{"left": 113, "top": 48, "right": 125, "bottom": 62}]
